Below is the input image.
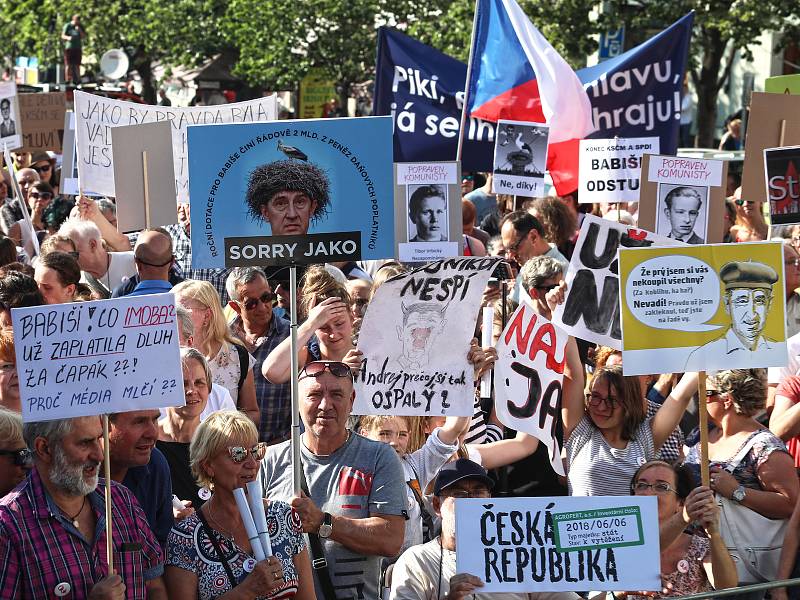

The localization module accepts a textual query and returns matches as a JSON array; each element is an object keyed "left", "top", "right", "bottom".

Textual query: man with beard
[{"left": 0, "top": 416, "right": 167, "bottom": 599}]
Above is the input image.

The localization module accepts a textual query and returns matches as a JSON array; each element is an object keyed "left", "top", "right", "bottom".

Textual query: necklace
[
  {"left": 62, "top": 496, "right": 87, "bottom": 528},
  {"left": 205, "top": 498, "right": 235, "bottom": 540}
]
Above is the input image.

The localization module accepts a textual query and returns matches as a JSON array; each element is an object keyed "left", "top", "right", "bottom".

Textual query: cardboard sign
[
  {"left": 578, "top": 137, "right": 659, "bottom": 203},
  {"left": 765, "top": 74, "right": 800, "bottom": 95},
  {"left": 13, "top": 293, "right": 184, "bottom": 422},
  {"left": 394, "top": 162, "right": 462, "bottom": 262},
  {"left": 73, "top": 91, "right": 278, "bottom": 202},
  {"left": 495, "top": 302, "right": 567, "bottom": 476},
  {"left": 17, "top": 92, "right": 67, "bottom": 152},
  {"left": 619, "top": 241, "right": 787, "bottom": 375},
  {"left": 0, "top": 81, "right": 22, "bottom": 151},
  {"left": 111, "top": 121, "right": 177, "bottom": 232},
  {"left": 455, "top": 496, "right": 660, "bottom": 593},
  {"left": 492, "top": 120, "right": 549, "bottom": 197},
  {"left": 60, "top": 111, "right": 81, "bottom": 196},
  {"left": 354, "top": 257, "right": 500, "bottom": 416},
  {"left": 187, "top": 117, "right": 394, "bottom": 268},
  {"left": 551, "top": 214, "right": 683, "bottom": 349},
  {"left": 637, "top": 154, "right": 728, "bottom": 244},
  {"left": 764, "top": 145, "right": 800, "bottom": 226},
  {"left": 742, "top": 92, "right": 800, "bottom": 206},
  {"left": 298, "top": 69, "right": 338, "bottom": 119}
]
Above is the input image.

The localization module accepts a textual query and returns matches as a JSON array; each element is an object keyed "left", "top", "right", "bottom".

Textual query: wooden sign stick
[
  {"left": 698, "top": 371, "right": 710, "bottom": 488},
  {"left": 142, "top": 150, "right": 151, "bottom": 229},
  {"left": 103, "top": 414, "right": 114, "bottom": 574}
]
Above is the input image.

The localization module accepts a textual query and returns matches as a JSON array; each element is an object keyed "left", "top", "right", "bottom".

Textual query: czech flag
[{"left": 466, "top": 0, "right": 595, "bottom": 193}]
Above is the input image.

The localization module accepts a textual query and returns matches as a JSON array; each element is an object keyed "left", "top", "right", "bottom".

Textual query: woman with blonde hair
[
  {"left": 165, "top": 410, "right": 314, "bottom": 600},
  {"left": 729, "top": 187, "right": 768, "bottom": 242},
  {"left": 173, "top": 280, "right": 260, "bottom": 424},
  {"left": 0, "top": 329, "right": 19, "bottom": 412},
  {"left": 0, "top": 407, "right": 31, "bottom": 496},
  {"left": 262, "top": 265, "right": 361, "bottom": 384}
]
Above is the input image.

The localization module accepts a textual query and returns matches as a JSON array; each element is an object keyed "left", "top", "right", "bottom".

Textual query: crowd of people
[{"left": 1, "top": 140, "right": 800, "bottom": 600}]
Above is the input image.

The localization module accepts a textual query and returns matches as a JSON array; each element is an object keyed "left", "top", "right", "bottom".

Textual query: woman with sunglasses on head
[
  {"left": 565, "top": 364, "right": 698, "bottom": 497},
  {"left": 165, "top": 410, "right": 314, "bottom": 600},
  {"left": 624, "top": 461, "right": 737, "bottom": 599},
  {"left": 263, "top": 265, "right": 362, "bottom": 384},
  {"left": 158, "top": 348, "right": 214, "bottom": 509},
  {"left": 0, "top": 407, "right": 32, "bottom": 497},
  {"left": 729, "top": 187, "right": 768, "bottom": 243},
  {"left": 174, "top": 280, "right": 260, "bottom": 425}
]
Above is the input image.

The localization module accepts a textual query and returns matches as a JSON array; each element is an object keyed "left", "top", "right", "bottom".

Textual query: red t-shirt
[{"left": 775, "top": 376, "right": 800, "bottom": 467}]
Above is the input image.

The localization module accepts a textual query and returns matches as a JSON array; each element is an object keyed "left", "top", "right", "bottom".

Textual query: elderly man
[
  {"left": 58, "top": 218, "right": 136, "bottom": 298},
  {"left": 0, "top": 415, "right": 166, "bottom": 599},
  {"left": 226, "top": 267, "right": 290, "bottom": 443},
  {"left": 261, "top": 360, "right": 406, "bottom": 600},
  {"left": 113, "top": 227, "right": 182, "bottom": 297},
  {"left": 391, "top": 458, "right": 579, "bottom": 600}
]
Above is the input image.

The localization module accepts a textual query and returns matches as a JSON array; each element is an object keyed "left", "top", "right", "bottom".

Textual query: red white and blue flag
[{"left": 466, "top": 0, "right": 595, "bottom": 144}]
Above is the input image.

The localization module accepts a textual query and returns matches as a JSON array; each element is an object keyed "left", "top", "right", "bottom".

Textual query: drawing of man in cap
[{"left": 687, "top": 260, "right": 783, "bottom": 367}]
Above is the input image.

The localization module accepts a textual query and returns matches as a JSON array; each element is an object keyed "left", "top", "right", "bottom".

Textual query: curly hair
[
  {"left": 245, "top": 159, "right": 330, "bottom": 223},
  {"left": 708, "top": 369, "right": 767, "bottom": 417},
  {"left": 531, "top": 197, "right": 577, "bottom": 249},
  {"left": 298, "top": 265, "right": 351, "bottom": 321}
]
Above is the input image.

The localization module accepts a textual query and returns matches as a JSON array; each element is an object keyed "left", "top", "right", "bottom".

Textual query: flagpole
[{"left": 456, "top": 0, "right": 482, "bottom": 162}]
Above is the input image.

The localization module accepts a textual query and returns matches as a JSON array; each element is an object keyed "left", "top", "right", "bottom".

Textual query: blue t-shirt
[{"left": 122, "top": 447, "right": 174, "bottom": 547}]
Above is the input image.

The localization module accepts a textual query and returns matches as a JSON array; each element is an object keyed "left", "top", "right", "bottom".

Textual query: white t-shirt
[
  {"left": 84, "top": 251, "right": 136, "bottom": 295},
  {"left": 208, "top": 341, "right": 256, "bottom": 404}
]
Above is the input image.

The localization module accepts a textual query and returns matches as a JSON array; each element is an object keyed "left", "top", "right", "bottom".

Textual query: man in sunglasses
[
  {"left": 261, "top": 360, "right": 406, "bottom": 600},
  {"left": 520, "top": 255, "right": 564, "bottom": 320}
]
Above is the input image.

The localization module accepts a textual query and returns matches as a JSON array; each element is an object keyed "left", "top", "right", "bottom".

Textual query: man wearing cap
[
  {"left": 687, "top": 260, "right": 783, "bottom": 368},
  {"left": 391, "top": 458, "right": 579, "bottom": 600}
]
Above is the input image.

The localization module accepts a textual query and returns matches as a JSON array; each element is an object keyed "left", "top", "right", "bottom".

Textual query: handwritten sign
[
  {"left": 495, "top": 302, "right": 567, "bottom": 476},
  {"left": 354, "top": 257, "right": 500, "bottom": 416},
  {"left": 17, "top": 92, "right": 66, "bottom": 152},
  {"left": 455, "top": 496, "right": 660, "bottom": 593},
  {"left": 74, "top": 91, "right": 277, "bottom": 202},
  {"left": 13, "top": 293, "right": 184, "bottom": 422},
  {"left": 551, "top": 214, "right": 683, "bottom": 349},
  {"left": 578, "top": 137, "right": 659, "bottom": 203}
]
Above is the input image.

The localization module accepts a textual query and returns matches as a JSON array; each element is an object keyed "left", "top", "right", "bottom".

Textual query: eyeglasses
[
  {"left": 32, "top": 164, "right": 52, "bottom": 173},
  {"left": 535, "top": 283, "right": 559, "bottom": 294},
  {"left": 462, "top": 175, "right": 474, "bottom": 182},
  {"left": 585, "top": 392, "right": 618, "bottom": 409},
  {"left": 30, "top": 192, "right": 53, "bottom": 200},
  {"left": 0, "top": 448, "right": 33, "bottom": 468},
  {"left": 705, "top": 389, "right": 723, "bottom": 399},
  {"left": 735, "top": 199, "right": 755, "bottom": 206},
  {"left": 443, "top": 487, "right": 491, "bottom": 499},
  {"left": 227, "top": 443, "right": 268, "bottom": 463},
  {"left": 299, "top": 361, "right": 352, "bottom": 379},
  {"left": 632, "top": 481, "right": 677, "bottom": 495},
  {"left": 507, "top": 231, "right": 531, "bottom": 255},
  {"left": 240, "top": 291, "right": 276, "bottom": 311}
]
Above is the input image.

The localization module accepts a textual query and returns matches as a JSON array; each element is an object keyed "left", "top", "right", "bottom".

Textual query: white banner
[
  {"left": 73, "top": 91, "right": 278, "bottom": 202},
  {"left": 455, "top": 496, "right": 660, "bottom": 593},
  {"left": 578, "top": 137, "right": 659, "bottom": 203},
  {"left": 13, "top": 293, "right": 184, "bottom": 422}
]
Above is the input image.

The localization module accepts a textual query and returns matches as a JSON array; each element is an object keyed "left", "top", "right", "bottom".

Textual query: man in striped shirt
[{"left": 0, "top": 416, "right": 166, "bottom": 599}]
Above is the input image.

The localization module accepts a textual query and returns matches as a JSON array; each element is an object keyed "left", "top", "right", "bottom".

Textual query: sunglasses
[
  {"left": 535, "top": 283, "right": 559, "bottom": 294},
  {"left": 632, "top": 481, "right": 677, "bottom": 494},
  {"left": 735, "top": 199, "right": 755, "bottom": 206},
  {"left": 299, "top": 361, "right": 352, "bottom": 379},
  {"left": 30, "top": 192, "right": 53, "bottom": 200},
  {"left": 32, "top": 164, "right": 52, "bottom": 173},
  {"left": 240, "top": 291, "right": 276, "bottom": 311},
  {"left": 0, "top": 448, "right": 33, "bottom": 468},
  {"left": 462, "top": 175, "right": 474, "bottom": 182},
  {"left": 227, "top": 443, "right": 268, "bottom": 463}
]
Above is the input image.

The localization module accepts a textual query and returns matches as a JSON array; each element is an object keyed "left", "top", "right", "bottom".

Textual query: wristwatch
[
  {"left": 318, "top": 512, "right": 333, "bottom": 538},
  {"left": 731, "top": 485, "right": 746, "bottom": 503}
]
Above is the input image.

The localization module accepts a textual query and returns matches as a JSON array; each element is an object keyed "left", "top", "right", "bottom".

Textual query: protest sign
[
  {"left": 619, "top": 241, "right": 787, "bottom": 375},
  {"left": 765, "top": 74, "right": 800, "bottom": 95},
  {"left": 374, "top": 13, "right": 692, "bottom": 192},
  {"left": 764, "top": 145, "right": 800, "bottom": 226},
  {"left": 394, "top": 162, "right": 461, "bottom": 262},
  {"left": 354, "top": 257, "right": 500, "bottom": 416},
  {"left": 298, "top": 69, "right": 338, "bottom": 119},
  {"left": 17, "top": 92, "right": 67, "bottom": 153},
  {"left": 455, "top": 496, "right": 660, "bottom": 593},
  {"left": 12, "top": 293, "right": 184, "bottom": 422},
  {"left": 638, "top": 154, "right": 727, "bottom": 244},
  {"left": 492, "top": 120, "right": 548, "bottom": 196},
  {"left": 0, "top": 82, "right": 22, "bottom": 151},
  {"left": 742, "top": 92, "right": 800, "bottom": 206},
  {"left": 187, "top": 117, "right": 394, "bottom": 268},
  {"left": 495, "top": 302, "right": 567, "bottom": 476},
  {"left": 578, "top": 137, "right": 659, "bottom": 203},
  {"left": 552, "top": 214, "right": 683, "bottom": 350},
  {"left": 73, "top": 90, "right": 277, "bottom": 202},
  {"left": 111, "top": 121, "right": 177, "bottom": 232},
  {"left": 60, "top": 111, "right": 82, "bottom": 196}
]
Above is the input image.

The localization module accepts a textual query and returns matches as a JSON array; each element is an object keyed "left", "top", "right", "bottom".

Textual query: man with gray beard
[{"left": 0, "top": 416, "right": 166, "bottom": 599}]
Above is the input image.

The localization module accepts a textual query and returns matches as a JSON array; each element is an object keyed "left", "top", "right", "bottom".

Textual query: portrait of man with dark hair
[
  {"left": 407, "top": 184, "right": 448, "bottom": 243},
  {"left": 245, "top": 158, "right": 331, "bottom": 237},
  {"left": 0, "top": 98, "right": 15, "bottom": 138},
  {"left": 657, "top": 184, "right": 706, "bottom": 244}
]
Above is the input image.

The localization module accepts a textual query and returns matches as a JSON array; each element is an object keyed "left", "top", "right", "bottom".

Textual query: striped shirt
[{"left": 0, "top": 468, "right": 163, "bottom": 599}]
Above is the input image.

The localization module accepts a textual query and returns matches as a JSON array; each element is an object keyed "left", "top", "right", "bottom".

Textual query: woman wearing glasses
[
  {"left": 0, "top": 407, "right": 31, "bottom": 497},
  {"left": 565, "top": 364, "right": 698, "bottom": 497},
  {"left": 173, "top": 280, "right": 260, "bottom": 425},
  {"left": 263, "top": 266, "right": 361, "bottom": 384},
  {"left": 729, "top": 187, "right": 768, "bottom": 243},
  {"left": 165, "top": 410, "right": 314, "bottom": 600},
  {"left": 626, "top": 461, "right": 737, "bottom": 598}
]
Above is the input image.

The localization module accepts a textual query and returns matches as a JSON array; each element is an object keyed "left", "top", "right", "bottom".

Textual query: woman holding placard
[
  {"left": 164, "top": 410, "right": 314, "bottom": 600},
  {"left": 626, "top": 460, "right": 737, "bottom": 598}
]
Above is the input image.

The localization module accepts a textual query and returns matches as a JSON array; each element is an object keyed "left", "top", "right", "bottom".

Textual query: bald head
[{"left": 134, "top": 229, "right": 173, "bottom": 277}]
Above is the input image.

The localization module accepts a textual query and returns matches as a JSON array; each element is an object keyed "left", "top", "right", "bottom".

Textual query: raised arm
[
  {"left": 469, "top": 431, "right": 539, "bottom": 469},
  {"left": 561, "top": 336, "right": 586, "bottom": 442},
  {"left": 651, "top": 372, "right": 698, "bottom": 451}
]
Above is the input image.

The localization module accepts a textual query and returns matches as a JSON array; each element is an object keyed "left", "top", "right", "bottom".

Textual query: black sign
[
  {"left": 765, "top": 146, "right": 800, "bottom": 226},
  {"left": 224, "top": 231, "right": 361, "bottom": 267}
]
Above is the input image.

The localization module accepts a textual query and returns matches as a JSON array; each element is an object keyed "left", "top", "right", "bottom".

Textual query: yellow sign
[
  {"left": 298, "top": 69, "right": 337, "bottom": 119},
  {"left": 765, "top": 74, "right": 800, "bottom": 95},
  {"left": 619, "top": 241, "right": 787, "bottom": 375}
]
